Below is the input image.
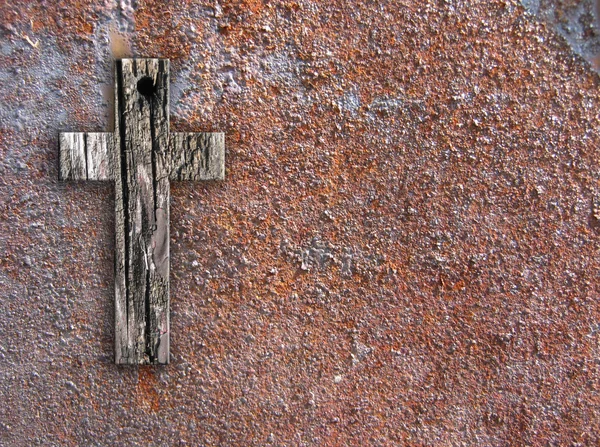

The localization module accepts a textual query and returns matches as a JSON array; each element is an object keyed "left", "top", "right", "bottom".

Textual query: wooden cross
[{"left": 59, "top": 59, "right": 225, "bottom": 365}]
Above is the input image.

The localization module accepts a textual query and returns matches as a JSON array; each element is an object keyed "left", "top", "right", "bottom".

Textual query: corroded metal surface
[
  {"left": 521, "top": 0, "right": 600, "bottom": 70},
  {"left": 1, "top": 0, "right": 600, "bottom": 445}
]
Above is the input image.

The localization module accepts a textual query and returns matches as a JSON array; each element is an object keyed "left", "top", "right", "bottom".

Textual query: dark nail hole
[{"left": 137, "top": 76, "right": 156, "bottom": 97}]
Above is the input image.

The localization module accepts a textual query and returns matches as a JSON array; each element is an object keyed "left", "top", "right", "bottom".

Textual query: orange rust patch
[{"left": 136, "top": 367, "right": 161, "bottom": 412}]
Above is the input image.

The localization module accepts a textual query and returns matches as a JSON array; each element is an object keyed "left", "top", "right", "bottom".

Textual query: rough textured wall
[
  {"left": 521, "top": 0, "right": 600, "bottom": 70},
  {"left": 1, "top": 0, "right": 600, "bottom": 445}
]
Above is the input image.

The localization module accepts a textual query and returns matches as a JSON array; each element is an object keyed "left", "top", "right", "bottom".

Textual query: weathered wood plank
[
  {"left": 86, "top": 133, "right": 113, "bottom": 180},
  {"left": 170, "top": 132, "right": 225, "bottom": 181},
  {"left": 59, "top": 132, "right": 113, "bottom": 181},
  {"left": 59, "top": 133, "right": 86, "bottom": 180},
  {"left": 113, "top": 59, "right": 170, "bottom": 365}
]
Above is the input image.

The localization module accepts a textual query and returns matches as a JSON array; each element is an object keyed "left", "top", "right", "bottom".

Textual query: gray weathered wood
[
  {"left": 170, "top": 132, "right": 225, "bottom": 181},
  {"left": 87, "top": 133, "right": 113, "bottom": 180},
  {"left": 59, "top": 133, "right": 86, "bottom": 180},
  {"left": 59, "top": 58, "right": 225, "bottom": 365},
  {"left": 113, "top": 59, "right": 171, "bottom": 365},
  {"left": 59, "top": 132, "right": 113, "bottom": 181}
]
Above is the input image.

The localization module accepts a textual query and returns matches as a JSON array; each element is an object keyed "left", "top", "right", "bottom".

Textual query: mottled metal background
[{"left": 2, "top": 0, "right": 600, "bottom": 445}]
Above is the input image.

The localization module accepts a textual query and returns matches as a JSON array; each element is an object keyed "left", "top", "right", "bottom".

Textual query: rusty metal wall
[{"left": 1, "top": 1, "right": 600, "bottom": 445}]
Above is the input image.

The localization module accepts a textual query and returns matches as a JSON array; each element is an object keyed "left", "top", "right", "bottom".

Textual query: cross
[{"left": 59, "top": 59, "right": 225, "bottom": 365}]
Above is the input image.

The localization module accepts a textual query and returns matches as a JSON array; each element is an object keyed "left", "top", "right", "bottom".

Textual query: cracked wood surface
[
  {"left": 59, "top": 132, "right": 113, "bottom": 181},
  {"left": 59, "top": 58, "right": 225, "bottom": 365},
  {"left": 170, "top": 132, "right": 225, "bottom": 181}
]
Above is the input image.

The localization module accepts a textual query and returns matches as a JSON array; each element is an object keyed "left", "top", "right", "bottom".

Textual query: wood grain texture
[
  {"left": 113, "top": 59, "right": 170, "bottom": 365},
  {"left": 86, "top": 133, "right": 113, "bottom": 180},
  {"left": 59, "top": 132, "right": 113, "bottom": 181},
  {"left": 170, "top": 132, "right": 225, "bottom": 181},
  {"left": 59, "top": 58, "right": 225, "bottom": 365}
]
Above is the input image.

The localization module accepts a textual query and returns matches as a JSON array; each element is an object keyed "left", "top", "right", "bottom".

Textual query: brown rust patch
[{"left": 136, "top": 367, "right": 161, "bottom": 412}]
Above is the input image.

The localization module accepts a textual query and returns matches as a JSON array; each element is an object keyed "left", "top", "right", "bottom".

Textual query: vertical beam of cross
[{"left": 59, "top": 59, "right": 225, "bottom": 365}]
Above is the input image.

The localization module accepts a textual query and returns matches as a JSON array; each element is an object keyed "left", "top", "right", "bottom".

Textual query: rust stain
[{"left": 136, "top": 367, "right": 161, "bottom": 412}]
